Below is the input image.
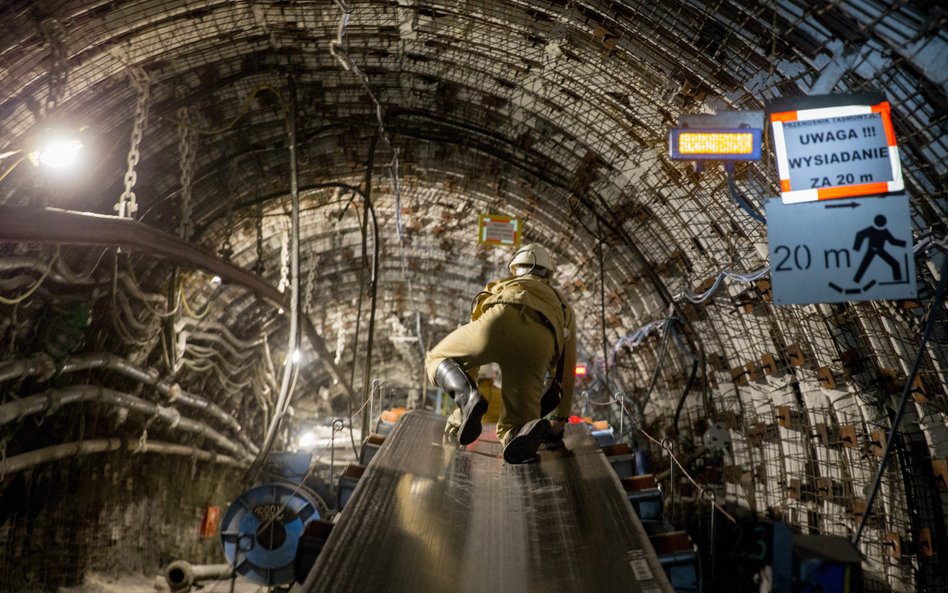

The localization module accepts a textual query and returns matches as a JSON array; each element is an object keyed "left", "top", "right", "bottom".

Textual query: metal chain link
[
  {"left": 253, "top": 203, "right": 266, "bottom": 275},
  {"left": 40, "top": 19, "right": 68, "bottom": 114},
  {"left": 176, "top": 102, "right": 196, "bottom": 240},
  {"left": 116, "top": 64, "right": 151, "bottom": 219},
  {"left": 304, "top": 247, "right": 317, "bottom": 314},
  {"left": 278, "top": 223, "right": 290, "bottom": 294}
]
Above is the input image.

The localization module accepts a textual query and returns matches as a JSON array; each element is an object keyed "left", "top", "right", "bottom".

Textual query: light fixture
[
  {"left": 36, "top": 137, "right": 84, "bottom": 169},
  {"left": 291, "top": 348, "right": 301, "bottom": 364},
  {"left": 210, "top": 275, "right": 222, "bottom": 287},
  {"left": 668, "top": 112, "right": 764, "bottom": 163},
  {"left": 297, "top": 430, "right": 317, "bottom": 450},
  {"left": 669, "top": 128, "right": 762, "bottom": 161}
]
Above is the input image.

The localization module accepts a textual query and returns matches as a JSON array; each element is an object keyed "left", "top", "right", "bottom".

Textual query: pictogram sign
[{"left": 766, "top": 194, "right": 915, "bottom": 304}]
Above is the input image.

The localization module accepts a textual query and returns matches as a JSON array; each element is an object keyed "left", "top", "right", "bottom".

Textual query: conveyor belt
[{"left": 303, "top": 410, "right": 674, "bottom": 593}]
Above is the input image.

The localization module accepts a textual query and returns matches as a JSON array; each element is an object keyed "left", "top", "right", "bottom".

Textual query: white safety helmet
[{"left": 508, "top": 243, "right": 555, "bottom": 276}]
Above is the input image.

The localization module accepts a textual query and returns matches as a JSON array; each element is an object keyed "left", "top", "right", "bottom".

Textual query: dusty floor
[{"left": 51, "top": 572, "right": 271, "bottom": 593}]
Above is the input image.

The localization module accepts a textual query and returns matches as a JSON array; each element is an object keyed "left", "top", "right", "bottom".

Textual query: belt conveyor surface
[{"left": 302, "top": 410, "right": 674, "bottom": 593}]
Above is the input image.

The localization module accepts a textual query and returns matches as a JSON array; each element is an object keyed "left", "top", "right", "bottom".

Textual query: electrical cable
[
  {"left": 725, "top": 161, "right": 766, "bottom": 225},
  {"left": 672, "top": 265, "right": 771, "bottom": 304},
  {"left": 673, "top": 340, "right": 703, "bottom": 436},
  {"left": 634, "top": 420, "right": 737, "bottom": 524},
  {"left": 246, "top": 77, "right": 300, "bottom": 483},
  {"left": 160, "top": 85, "right": 288, "bottom": 136},
  {"left": 853, "top": 253, "right": 948, "bottom": 545},
  {"left": 597, "top": 221, "right": 610, "bottom": 390},
  {"left": 359, "top": 130, "right": 382, "bottom": 441},
  {"left": 0, "top": 246, "right": 59, "bottom": 305},
  {"left": 639, "top": 315, "right": 674, "bottom": 416}
]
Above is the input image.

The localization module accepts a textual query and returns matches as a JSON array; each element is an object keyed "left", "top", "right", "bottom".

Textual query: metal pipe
[
  {"left": 0, "top": 385, "right": 254, "bottom": 463},
  {"left": 0, "top": 206, "right": 285, "bottom": 307},
  {"left": 0, "top": 438, "right": 242, "bottom": 476},
  {"left": 164, "top": 560, "right": 233, "bottom": 593}
]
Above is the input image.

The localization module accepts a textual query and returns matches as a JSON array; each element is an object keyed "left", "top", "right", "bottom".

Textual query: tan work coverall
[{"left": 425, "top": 274, "right": 577, "bottom": 444}]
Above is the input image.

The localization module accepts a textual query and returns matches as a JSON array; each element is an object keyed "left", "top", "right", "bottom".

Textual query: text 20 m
[
  {"left": 773, "top": 245, "right": 854, "bottom": 271},
  {"left": 810, "top": 173, "right": 874, "bottom": 188}
]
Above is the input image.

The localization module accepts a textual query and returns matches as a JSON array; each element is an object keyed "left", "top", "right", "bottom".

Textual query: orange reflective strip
[
  {"left": 770, "top": 111, "right": 798, "bottom": 123},
  {"left": 871, "top": 102, "right": 897, "bottom": 146},
  {"left": 816, "top": 182, "right": 889, "bottom": 200},
  {"left": 780, "top": 179, "right": 791, "bottom": 192}
]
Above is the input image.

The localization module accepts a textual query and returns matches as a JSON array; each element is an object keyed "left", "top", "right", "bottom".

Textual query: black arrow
[{"left": 824, "top": 202, "right": 860, "bottom": 209}]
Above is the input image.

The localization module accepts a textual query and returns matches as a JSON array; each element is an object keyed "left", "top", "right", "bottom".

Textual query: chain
[
  {"left": 333, "top": 311, "right": 345, "bottom": 364},
  {"left": 176, "top": 102, "right": 196, "bottom": 240},
  {"left": 278, "top": 223, "right": 289, "bottom": 294},
  {"left": 304, "top": 247, "right": 317, "bottom": 314},
  {"left": 40, "top": 19, "right": 68, "bottom": 114},
  {"left": 253, "top": 203, "right": 266, "bottom": 275},
  {"left": 116, "top": 64, "right": 151, "bottom": 219}
]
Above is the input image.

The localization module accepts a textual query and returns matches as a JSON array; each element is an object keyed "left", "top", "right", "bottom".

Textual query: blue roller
[{"left": 220, "top": 482, "right": 321, "bottom": 585}]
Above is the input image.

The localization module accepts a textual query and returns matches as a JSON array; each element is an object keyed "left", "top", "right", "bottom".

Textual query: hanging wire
[
  {"left": 0, "top": 247, "right": 59, "bottom": 305},
  {"left": 161, "top": 85, "right": 288, "bottom": 135},
  {"left": 672, "top": 265, "right": 771, "bottom": 304},
  {"left": 632, "top": 415, "right": 737, "bottom": 524},
  {"left": 725, "top": 161, "right": 766, "bottom": 225},
  {"left": 853, "top": 253, "right": 948, "bottom": 545}
]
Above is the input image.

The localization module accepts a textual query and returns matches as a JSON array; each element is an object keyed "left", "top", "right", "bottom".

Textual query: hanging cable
[
  {"left": 359, "top": 130, "right": 382, "bottom": 441},
  {"left": 246, "top": 77, "right": 299, "bottom": 483},
  {"left": 672, "top": 265, "right": 771, "bottom": 304},
  {"left": 0, "top": 247, "right": 59, "bottom": 305},
  {"left": 853, "top": 253, "right": 948, "bottom": 545},
  {"left": 725, "top": 161, "right": 766, "bottom": 225},
  {"left": 638, "top": 313, "right": 675, "bottom": 416},
  {"left": 597, "top": 221, "right": 610, "bottom": 389},
  {"left": 673, "top": 340, "right": 705, "bottom": 437}
]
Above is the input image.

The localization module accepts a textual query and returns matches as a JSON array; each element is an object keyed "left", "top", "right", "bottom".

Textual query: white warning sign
[
  {"left": 478, "top": 214, "right": 521, "bottom": 246},
  {"left": 769, "top": 96, "right": 903, "bottom": 203}
]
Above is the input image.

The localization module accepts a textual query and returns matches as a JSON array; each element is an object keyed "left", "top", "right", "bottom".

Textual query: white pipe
[
  {"left": 0, "top": 438, "right": 242, "bottom": 475},
  {"left": 0, "top": 385, "right": 254, "bottom": 463},
  {"left": 164, "top": 561, "right": 233, "bottom": 592}
]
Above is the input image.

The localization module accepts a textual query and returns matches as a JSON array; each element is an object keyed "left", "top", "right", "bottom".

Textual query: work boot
[
  {"left": 502, "top": 418, "right": 551, "bottom": 464},
  {"left": 434, "top": 359, "right": 488, "bottom": 445}
]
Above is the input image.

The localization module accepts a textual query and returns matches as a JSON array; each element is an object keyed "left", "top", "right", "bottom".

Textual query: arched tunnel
[{"left": 0, "top": 1, "right": 945, "bottom": 592}]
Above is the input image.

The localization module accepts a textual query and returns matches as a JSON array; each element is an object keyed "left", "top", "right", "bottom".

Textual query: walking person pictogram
[{"left": 852, "top": 215, "right": 906, "bottom": 283}]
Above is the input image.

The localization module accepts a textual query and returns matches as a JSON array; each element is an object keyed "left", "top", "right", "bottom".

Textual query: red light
[
  {"left": 575, "top": 364, "right": 587, "bottom": 376},
  {"left": 568, "top": 415, "right": 584, "bottom": 424}
]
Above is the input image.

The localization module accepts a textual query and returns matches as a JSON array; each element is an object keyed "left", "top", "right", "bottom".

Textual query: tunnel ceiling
[{"left": 0, "top": 1, "right": 947, "bottom": 586}]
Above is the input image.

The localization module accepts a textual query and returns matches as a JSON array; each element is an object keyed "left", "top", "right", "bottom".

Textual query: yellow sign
[{"left": 478, "top": 214, "right": 521, "bottom": 246}]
